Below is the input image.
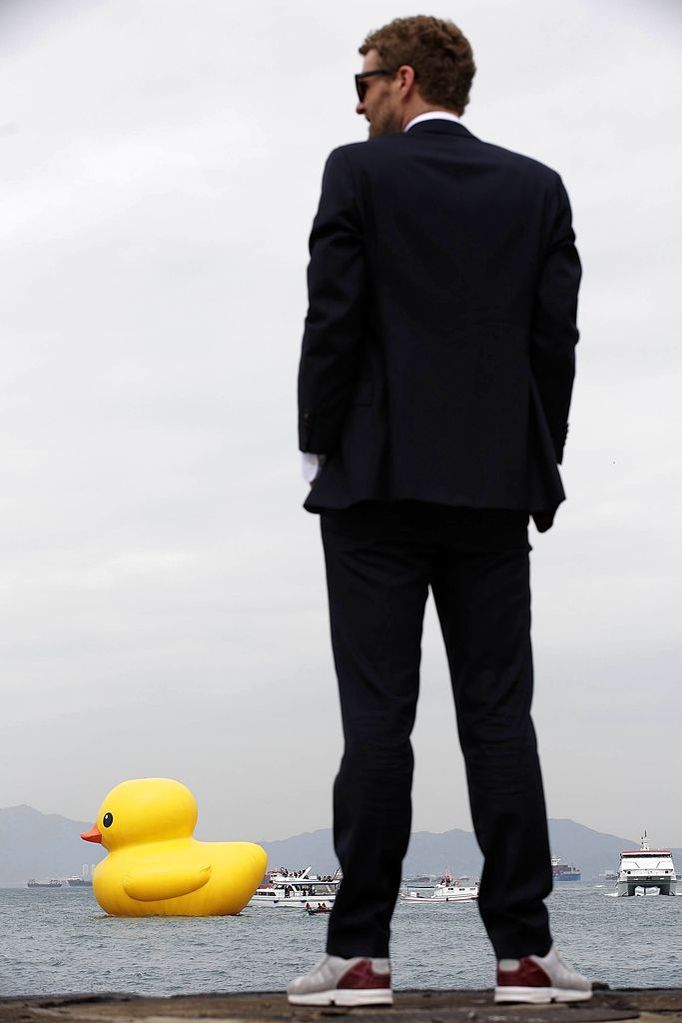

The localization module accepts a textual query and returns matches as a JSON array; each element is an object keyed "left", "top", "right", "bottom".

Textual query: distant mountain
[
  {"left": 0, "top": 805, "right": 105, "bottom": 884},
  {"left": 259, "top": 826, "right": 481, "bottom": 878},
  {"left": 2, "top": 805, "right": 679, "bottom": 885},
  {"left": 258, "top": 820, "right": 682, "bottom": 882}
]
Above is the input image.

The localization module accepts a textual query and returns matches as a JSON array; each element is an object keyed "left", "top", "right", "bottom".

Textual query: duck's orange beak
[{"left": 81, "top": 823, "right": 102, "bottom": 844}]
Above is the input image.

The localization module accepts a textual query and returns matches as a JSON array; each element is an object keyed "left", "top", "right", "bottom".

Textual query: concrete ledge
[{"left": 1, "top": 990, "right": 681, "bottom": 1023}]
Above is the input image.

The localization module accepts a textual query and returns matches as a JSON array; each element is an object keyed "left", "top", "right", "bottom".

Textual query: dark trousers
[{"left": 320, "top": 501, "right": 553, "bottom": 961}]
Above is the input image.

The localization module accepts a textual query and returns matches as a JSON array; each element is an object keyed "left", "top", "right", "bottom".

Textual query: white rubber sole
[
  {"left": 495, "top": 986, "right": 592, "bottom": 1004},
  {"left": 287, "top": 987, "right": 394, "bottom": 1007}
]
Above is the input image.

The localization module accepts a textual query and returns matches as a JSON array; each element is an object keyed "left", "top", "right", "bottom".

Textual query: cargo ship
[{"left": 551, "top": 856, "right": 581, "bottom": 881}]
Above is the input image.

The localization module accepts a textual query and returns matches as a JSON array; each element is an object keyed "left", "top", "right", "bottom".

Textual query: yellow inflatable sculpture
[{"left": 81, "top": 778, "right": 267, "bottom": 916}]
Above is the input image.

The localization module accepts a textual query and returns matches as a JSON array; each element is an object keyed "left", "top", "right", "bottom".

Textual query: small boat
[
  {"left": 306, "top": 903, "right": 332, "bottom": 915},
  {"left": 400, "top": 872, "right": 478, "bottom": 903},
  {"left": 251, "top": 866, "right": 340, "bottom": 908},
  {"left": 27, "top": 879, "right": 62, "bottom": 888}
]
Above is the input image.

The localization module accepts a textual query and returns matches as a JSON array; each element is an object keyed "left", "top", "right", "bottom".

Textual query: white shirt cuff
[{"left": 301, "top": 452, "right": 326, "bottom": 483}]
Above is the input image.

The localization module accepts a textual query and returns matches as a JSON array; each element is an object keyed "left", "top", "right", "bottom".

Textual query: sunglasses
[{"left": 354, "top": 69, "right": 392, "bottom": 102}]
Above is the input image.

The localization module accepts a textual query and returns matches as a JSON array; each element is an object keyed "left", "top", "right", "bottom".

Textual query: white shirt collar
[{"left": 404, "top": 110, "right": 461, "bottom": 133}]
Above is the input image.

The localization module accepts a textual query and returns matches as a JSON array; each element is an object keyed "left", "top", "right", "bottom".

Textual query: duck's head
[{"left": 81, "top": 778, "right": 198, "bottom": 851}]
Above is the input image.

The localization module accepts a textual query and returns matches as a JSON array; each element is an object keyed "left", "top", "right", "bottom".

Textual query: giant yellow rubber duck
[{"left": 81, "top": 778, "right": 267, "bottom": 916}]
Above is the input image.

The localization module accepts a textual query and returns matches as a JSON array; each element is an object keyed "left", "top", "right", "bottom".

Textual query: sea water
[{"left": 1, "top": 884, "right": 680, "bottom": 997}]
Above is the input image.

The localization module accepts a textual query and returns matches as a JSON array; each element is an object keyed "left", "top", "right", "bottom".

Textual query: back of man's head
[{"left": 359, "top": 15, "right": 476, "bottom": 115}]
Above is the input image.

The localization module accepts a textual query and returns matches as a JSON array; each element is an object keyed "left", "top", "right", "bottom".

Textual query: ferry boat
[
  {"left": 551, "top": 856, "right": 581, "bottom": 882},
  {"left": 66, "top": 875, "right": 93, "bottom": 887},
  {"left": 27, "top": 879, "right": 62, "bottom": 888},
  {"left": 615, "top": 832, "right": 677, "bottom": 897},
  {"left": 400, "top": 872, "right": 479, "bottom": 903},
  {"left": 250, "top": 867, "right": 340, "bottom": 908}
]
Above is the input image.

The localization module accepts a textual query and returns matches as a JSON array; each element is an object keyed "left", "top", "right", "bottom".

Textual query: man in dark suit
[{"left": 288, "top": 16, "right": 589, "bottom": 1008}]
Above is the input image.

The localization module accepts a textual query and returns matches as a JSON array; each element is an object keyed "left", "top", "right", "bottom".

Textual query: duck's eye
[{"left": 102, "top": 812, "right": 114, "bottom": 828}]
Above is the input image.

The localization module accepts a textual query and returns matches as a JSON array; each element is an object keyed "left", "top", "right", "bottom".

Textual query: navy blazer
[{"left": 298, "top": 120, "right": 581, "bottom": 525}]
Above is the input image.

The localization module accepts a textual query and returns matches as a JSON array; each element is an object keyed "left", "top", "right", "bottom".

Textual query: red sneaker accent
[
  {"left": 339, "top": 960, "right": 391, "bottom": 990},
  {"left": 496, "top": 959, "right": 551, "bottom": 988}
]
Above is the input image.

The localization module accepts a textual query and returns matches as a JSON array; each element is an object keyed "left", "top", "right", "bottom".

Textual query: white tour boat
[
  {"left": 250, "top": 867, "right": 340, "bottom": 908},
  {"left": 615, "top": 832, "right": 677, "bottom": 897},
  {"left": 400, "top": 872, "right": 479, "bottom": 903}
]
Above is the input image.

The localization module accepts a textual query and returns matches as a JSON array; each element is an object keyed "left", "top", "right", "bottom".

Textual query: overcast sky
[{"left": 1, "top": 0, "right": 680, "bottom": 852}]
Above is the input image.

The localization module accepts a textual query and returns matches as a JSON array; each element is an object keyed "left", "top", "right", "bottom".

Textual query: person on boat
[{"left": 290, "top": 12, "right": 591, "bottom": 1011}]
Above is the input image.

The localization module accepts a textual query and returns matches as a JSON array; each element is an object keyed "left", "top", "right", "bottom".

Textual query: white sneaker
[
  {"left": 287, "top": 954, "right": 393, "bottom": 1007},
  {"left": 495, "top": 944, "right": 592, "bottom": 1004}
]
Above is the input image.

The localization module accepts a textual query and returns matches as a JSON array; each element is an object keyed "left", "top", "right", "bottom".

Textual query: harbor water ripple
[{"left": 1, "top": 885, "right": 681, "bottom": 997}]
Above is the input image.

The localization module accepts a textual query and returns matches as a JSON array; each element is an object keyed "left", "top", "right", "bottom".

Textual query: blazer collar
[{"left": 406, "top": 119, "right": 476, "bottom": 141}]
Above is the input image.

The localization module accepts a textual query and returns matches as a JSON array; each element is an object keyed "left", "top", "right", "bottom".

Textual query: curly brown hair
[{"left": 359, "top": 15, "right": 476, "bottom": 115}]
